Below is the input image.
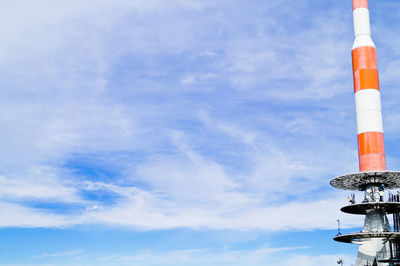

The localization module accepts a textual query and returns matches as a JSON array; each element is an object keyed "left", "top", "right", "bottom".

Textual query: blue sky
[{"left": 1, "top": 0, "right": 400, "bottom": 265}]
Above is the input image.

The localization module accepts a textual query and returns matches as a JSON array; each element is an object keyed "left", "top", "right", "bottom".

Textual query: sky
[{"left": 1, "top": 0, "right": 400, "bottom": 265}]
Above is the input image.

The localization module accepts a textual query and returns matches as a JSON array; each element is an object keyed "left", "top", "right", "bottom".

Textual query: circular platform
[
  {"left": 341, "top": 202, "right": 400, "bottom": 215},
  {"left": 334, "top": 232, "right": 400, "bottom": 243},
  {"left": 330, "top": 171, "right": 400, "bottom": 190}
]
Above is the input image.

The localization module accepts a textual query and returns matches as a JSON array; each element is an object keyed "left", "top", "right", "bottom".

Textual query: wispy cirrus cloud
[
  {"left": 7, "top": 1, "right": 400, "bottom": 265},
  {"left": 35, "top": 249, "right": 84, "bottom": 258},
  {"left": 23, "top": 247, "right": 352, "bottom": 266},
  {"left": 0, "top": 0, "right": 396, "bottom": 235}
]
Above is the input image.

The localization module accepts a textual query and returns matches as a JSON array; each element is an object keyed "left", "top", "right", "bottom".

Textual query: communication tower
[{"left": 331, "top": 0, "right": 400, "bottom": 265}]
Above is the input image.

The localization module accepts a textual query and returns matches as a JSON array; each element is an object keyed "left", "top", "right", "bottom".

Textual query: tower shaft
[{"left": 352, "top": 0, "right": 386, "bottom": 171}]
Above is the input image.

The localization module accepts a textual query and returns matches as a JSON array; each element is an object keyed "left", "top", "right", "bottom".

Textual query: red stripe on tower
[
  {"left": 352, "top": 0, "right": 368, "bottom": 10},
  {"left": 352, "top": 0, "right": 386, "bottom": 171}
]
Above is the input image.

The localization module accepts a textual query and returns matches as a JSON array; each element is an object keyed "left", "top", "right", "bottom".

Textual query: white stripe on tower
[{"left": 352, "top": 0, "right": 386, "bottom": 171}]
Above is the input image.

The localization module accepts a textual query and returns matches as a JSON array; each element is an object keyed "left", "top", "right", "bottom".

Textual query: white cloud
[
  {"left": 0, "top": 0, "right": 394, "bottom": 235},
  {"left": 3, "top": 2, "right": 400, "bottom": 266},
  {"left": 92, "top": 248, "right": 352, "bottom": 266},
  {"left": 0, "top": 166, "right": 80, "bottom": 202},
  {"left": 4, "top": 247, "right": 352, "bottom": 266},
  {"left": 36, "top": 249, "right": 84, "bottom": 258},
  {"left": 79, "top": 189, "right": 362, "bottom": 231},
  {"left": 0, "top": 202, "right": 74, "bottom": 228}
]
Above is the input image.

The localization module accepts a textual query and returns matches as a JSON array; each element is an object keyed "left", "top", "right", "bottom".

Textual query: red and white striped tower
[
  {"left": 330, "top": 1, "right": 400, "bottom": 265},
  {"left": 352, "top": 0, "right": 386, "bottom": 172}
]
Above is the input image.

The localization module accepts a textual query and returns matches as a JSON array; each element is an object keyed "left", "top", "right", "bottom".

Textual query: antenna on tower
[{"left": 337, "top": 219, "right": 342, "bottom": 236}]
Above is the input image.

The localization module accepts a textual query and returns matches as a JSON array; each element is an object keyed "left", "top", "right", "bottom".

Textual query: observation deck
[
  {"left": 330, "top": 171, "right": 400, "bottom": 190},
  {"left": 341, "top": 202, "right": 400, "bottom": 215},
  {"left": 334, "top": 232, "right": 400, "bottom": 243}
]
